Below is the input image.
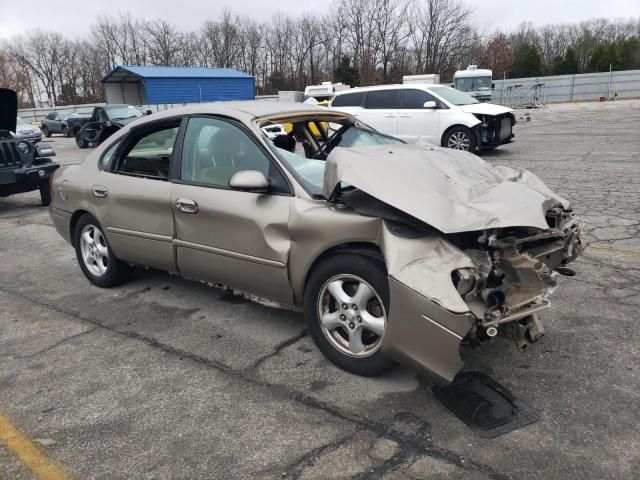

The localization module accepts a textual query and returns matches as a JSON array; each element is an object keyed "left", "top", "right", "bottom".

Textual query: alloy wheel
[
  {"left": 317, "top": 274, "right": 387, "bottom": 358},
  {"left": 80, "top": 224, "right": 109, "bottom": 277},
  {"left": 447, "top": 131, "right": 471, "bottom": 150}
]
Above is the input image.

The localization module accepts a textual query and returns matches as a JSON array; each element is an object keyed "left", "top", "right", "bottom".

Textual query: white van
[{"left": 329, "top": 84, "right": 515, "bottom": 152}]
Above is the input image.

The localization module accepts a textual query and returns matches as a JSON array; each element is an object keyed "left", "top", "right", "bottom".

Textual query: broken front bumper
[{"left": 379, "top": 212, "right": 585, "bottom": 383}]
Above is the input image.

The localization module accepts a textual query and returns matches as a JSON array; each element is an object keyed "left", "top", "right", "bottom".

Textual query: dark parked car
[
  {"left": 1, "top": 89, "right": 59, "bottom": 206},
  {"left": 41, "top": 111, "right": 91, "bottom": 138},
  {"left": 75, "top": 105, "right": 144, "bottom": 149}
]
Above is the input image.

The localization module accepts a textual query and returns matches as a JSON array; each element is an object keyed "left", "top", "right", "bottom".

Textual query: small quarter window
[{"left": 99, "top": 141, "right": 120, "bottom": 171}]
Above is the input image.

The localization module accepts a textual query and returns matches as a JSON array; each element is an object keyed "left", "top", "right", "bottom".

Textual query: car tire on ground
[
  {"left": 73, "top": 213, "right": 131, "bottom": 288},
  {"left": 443, "top": 126, "right": 476, "bottom": 152},
  {"left": 62, "top": 125, "right": 68, "bottom": 137},
  {"left": 42, "top": 126, "right": 51, "bottom": 137},
  {"left": 304, "top": 253, "right": 395, "bottom": 377},
  {"left": 76, "top": 133, "right": 88, "bottom": 149},
  {"left": 39, "top": 181, "right": 51, "bottom": 206}
]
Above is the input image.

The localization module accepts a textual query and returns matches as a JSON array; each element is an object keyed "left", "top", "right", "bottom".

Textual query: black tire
[
  {"left": 76, "top": 133, "right": 88, "bottom": 149},
  {"left": 442, "top": 126, "right": 477, "bottom": 152},
  {"left": 304, "top": 253, "right": 395, "bottom": 376},
  {"left": 39, "top": 181, "right": 51, "bottom": 206},
  {"left": 73, "top": 213, "right": 131, "bottom": 288},
  {"left": 61, "top": 125, "right": 68, "bottom": 137},
  {"left": 42, "top": 126, "right": 51, "bottom": 137}
]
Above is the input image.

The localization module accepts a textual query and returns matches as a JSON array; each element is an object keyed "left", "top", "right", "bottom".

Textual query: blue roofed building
[{"left": 101, "top": 65, "right": 255, "bottom": 106}]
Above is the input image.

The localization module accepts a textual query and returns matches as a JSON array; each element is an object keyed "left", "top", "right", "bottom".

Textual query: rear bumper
[{"left": 49, "top": 207, "right": 72, "bottom": 245}]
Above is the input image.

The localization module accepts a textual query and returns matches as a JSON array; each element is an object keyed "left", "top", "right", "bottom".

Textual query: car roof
[
  {"left": 333, "top": 84, "right": 444, "bottom": 96},
  {"left": 135, "top": 101, "right": 334, "bottom": 123}
]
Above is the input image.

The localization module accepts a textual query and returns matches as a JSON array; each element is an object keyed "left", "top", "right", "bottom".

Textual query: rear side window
[
  {"left": 99, "top": 141, "right": 120, "bottom": 171},
  {"left": 399, "top": 89, "right": 435, "bottom": 109},
  {"left": 364, "top": 90, "right": 399, "bottom": 109},
  {"left": 331, "top": 91, "right": 365, "bottom": 107}
]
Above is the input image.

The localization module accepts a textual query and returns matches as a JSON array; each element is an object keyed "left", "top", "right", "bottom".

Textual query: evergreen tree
[
  {"left": 510, "top": 43, "right": 543, "bottom": 78},
  {"left": 334, "top": 56, "right": 360, "bottom": 87}
]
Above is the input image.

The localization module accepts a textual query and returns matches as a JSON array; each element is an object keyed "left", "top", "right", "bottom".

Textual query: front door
[
  {"left": 397, "top": 89, "right": 440, "bottom": 143},
  {"left": 171, "top": 116, "right": 294, "bottom": 305},
  {"left": 97, "top": 120, "right": 181, "bottom": 272}
]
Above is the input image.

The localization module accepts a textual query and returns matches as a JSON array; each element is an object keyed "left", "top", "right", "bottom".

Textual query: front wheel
[
  {"left": 42, "top": 126, "right": 51, "bottom": 137},
  {"left": 76, "top": 133, "right": 88, "bottom": 149},
  {"left": 304, "top": 254, "right": 395, "bottom": 376},
  {"left": 74, "top": 213, "right": 131, "bottom": 288},
  {"left": 61, "top": 125, "right": 69, "bottom": 137},
  {"left": 443, "top": 126, "right": 477, "bottom": 152},
  {"left": 39, "top": 181, "right": 51, "bottom": 206}
]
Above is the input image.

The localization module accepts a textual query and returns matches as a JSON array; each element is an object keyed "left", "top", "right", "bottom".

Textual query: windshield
[
  {"left": 105, "top": 106, "right": 143, "bottom": 120},
  {"left": 429, "top": 86, "right": 479, "bottom": 105},
  {"left": 454, "top": 76, "right": 492, "bottom": 92},
  {"left": 270, "top": 123, "right": 402, "bottom": 197},
  {"left": 16, "top": 117, "right": 27, "bottom": 125}
]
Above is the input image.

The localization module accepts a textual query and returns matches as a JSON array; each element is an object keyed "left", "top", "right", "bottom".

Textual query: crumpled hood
[
  {"left": 323, "top": 143, "right": 569, "bottom": 234},
  {"left": 459, "top": 103, "right": 513, "bottom": 116}
]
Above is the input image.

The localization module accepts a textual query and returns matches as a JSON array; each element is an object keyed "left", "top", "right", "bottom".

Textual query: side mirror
[
  {"left": 492, "top": 83, "right": 496, "bottom": 90},
  {"left": 423, "top": 100, "right": 437, "bottom": 109},
  {"left": 145, "top": 109, "right": 153, "bottom": 116},
  {"left": 229, "top": 170, "right": 269, "bottom": 191}
]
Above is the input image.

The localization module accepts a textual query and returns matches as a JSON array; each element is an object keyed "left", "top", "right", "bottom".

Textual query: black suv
[{"left": 0, "top": 88, "right": 60, "bottom": 206}]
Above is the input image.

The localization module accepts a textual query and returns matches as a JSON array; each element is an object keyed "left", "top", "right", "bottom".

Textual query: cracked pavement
[{"left": 1, "top": 100, "right": 639, "bottom": 479}]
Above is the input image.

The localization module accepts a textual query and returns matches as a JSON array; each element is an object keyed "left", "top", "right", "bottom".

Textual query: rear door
[
  {"left": 171, "top": 116, "right": 294, "bottom": 305},
  {"left": 96, "top": 118, "right": 181, "bottom": 272},
  {"left": 397, "top": 89, "right": 440, "bottom": 143},
  {"left": 360, "top": 90, "right": 399, "bottom": 137}
]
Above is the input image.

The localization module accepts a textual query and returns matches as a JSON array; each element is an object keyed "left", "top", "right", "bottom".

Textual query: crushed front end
[
  {"left": 449, "top": 207, "right": 585, "bottom": 350},
  {"left": 473, "top": 112, "right": 515, "bottom": 148}
]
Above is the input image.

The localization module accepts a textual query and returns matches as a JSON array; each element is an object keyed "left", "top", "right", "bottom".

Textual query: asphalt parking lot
[{"left": 1, "top": 101, "right": 639, "bottom": 480}]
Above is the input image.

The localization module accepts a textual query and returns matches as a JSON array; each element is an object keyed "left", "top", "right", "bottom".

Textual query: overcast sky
[{"left": 0, "top": 0, "right": 638, "bottom": 39}]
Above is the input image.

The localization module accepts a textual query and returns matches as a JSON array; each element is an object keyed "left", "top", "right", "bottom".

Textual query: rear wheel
[
  {"left": 304, "top": 254, "right": 395, "bottom": 376},
  {"left": 74, "top": 213, "right": 131, "bottom": 288},
  {"left": 443, "top": 126, "right": 476, "bottom": 152},
  {"left": 42, "top": 126, "right": 51, "bottom": 137},
  {"left": 61, "top": 125, "right": 68, "bottom": 137}
]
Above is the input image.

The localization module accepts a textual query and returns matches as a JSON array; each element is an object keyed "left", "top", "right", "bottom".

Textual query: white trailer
[
  {"left": 453, "top": 65, "right": 493, "bottom": 102},
  {"left": 402, "top": 74, "right": 440, "bottom": 85}
]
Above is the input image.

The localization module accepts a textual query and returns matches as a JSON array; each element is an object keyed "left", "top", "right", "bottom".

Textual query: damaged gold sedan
[{"left": 49, "top": 102, "right": 585, "bottom": 382}]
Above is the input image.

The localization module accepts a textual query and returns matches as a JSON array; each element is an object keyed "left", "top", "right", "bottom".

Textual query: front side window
[
  {"left": 180, "top": 117, "right": 271, "bottom": 188},
  {"left": 364, "top": 90, "right": 399, "bottom": 109},
  {"left": 399, "top": 89, "right": 435, "bottom": 109},
  {"left": 117, "top": 126, "right": 179, "bottom": 179}
]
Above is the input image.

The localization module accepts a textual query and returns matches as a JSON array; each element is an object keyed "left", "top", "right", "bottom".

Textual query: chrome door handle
[
  {"left": 176, "top": 197, "right": 198, "bottom": 214},
  {"left": 399, "top": 114, "right": 411, "bottom": 118},
  {"left": 384, "top": 113, "right": 397, "bottom": 118},
  {"left": 92, "top": 185, "right": 108, "bottom": 198}
]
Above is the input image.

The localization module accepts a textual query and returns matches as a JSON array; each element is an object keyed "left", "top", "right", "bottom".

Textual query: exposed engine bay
[
  {"left": 448, "top": 207, "right": 585, "bottom": 349},
  {"left": 473, "top": 112, "right": 516, "bottom": 147}
]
